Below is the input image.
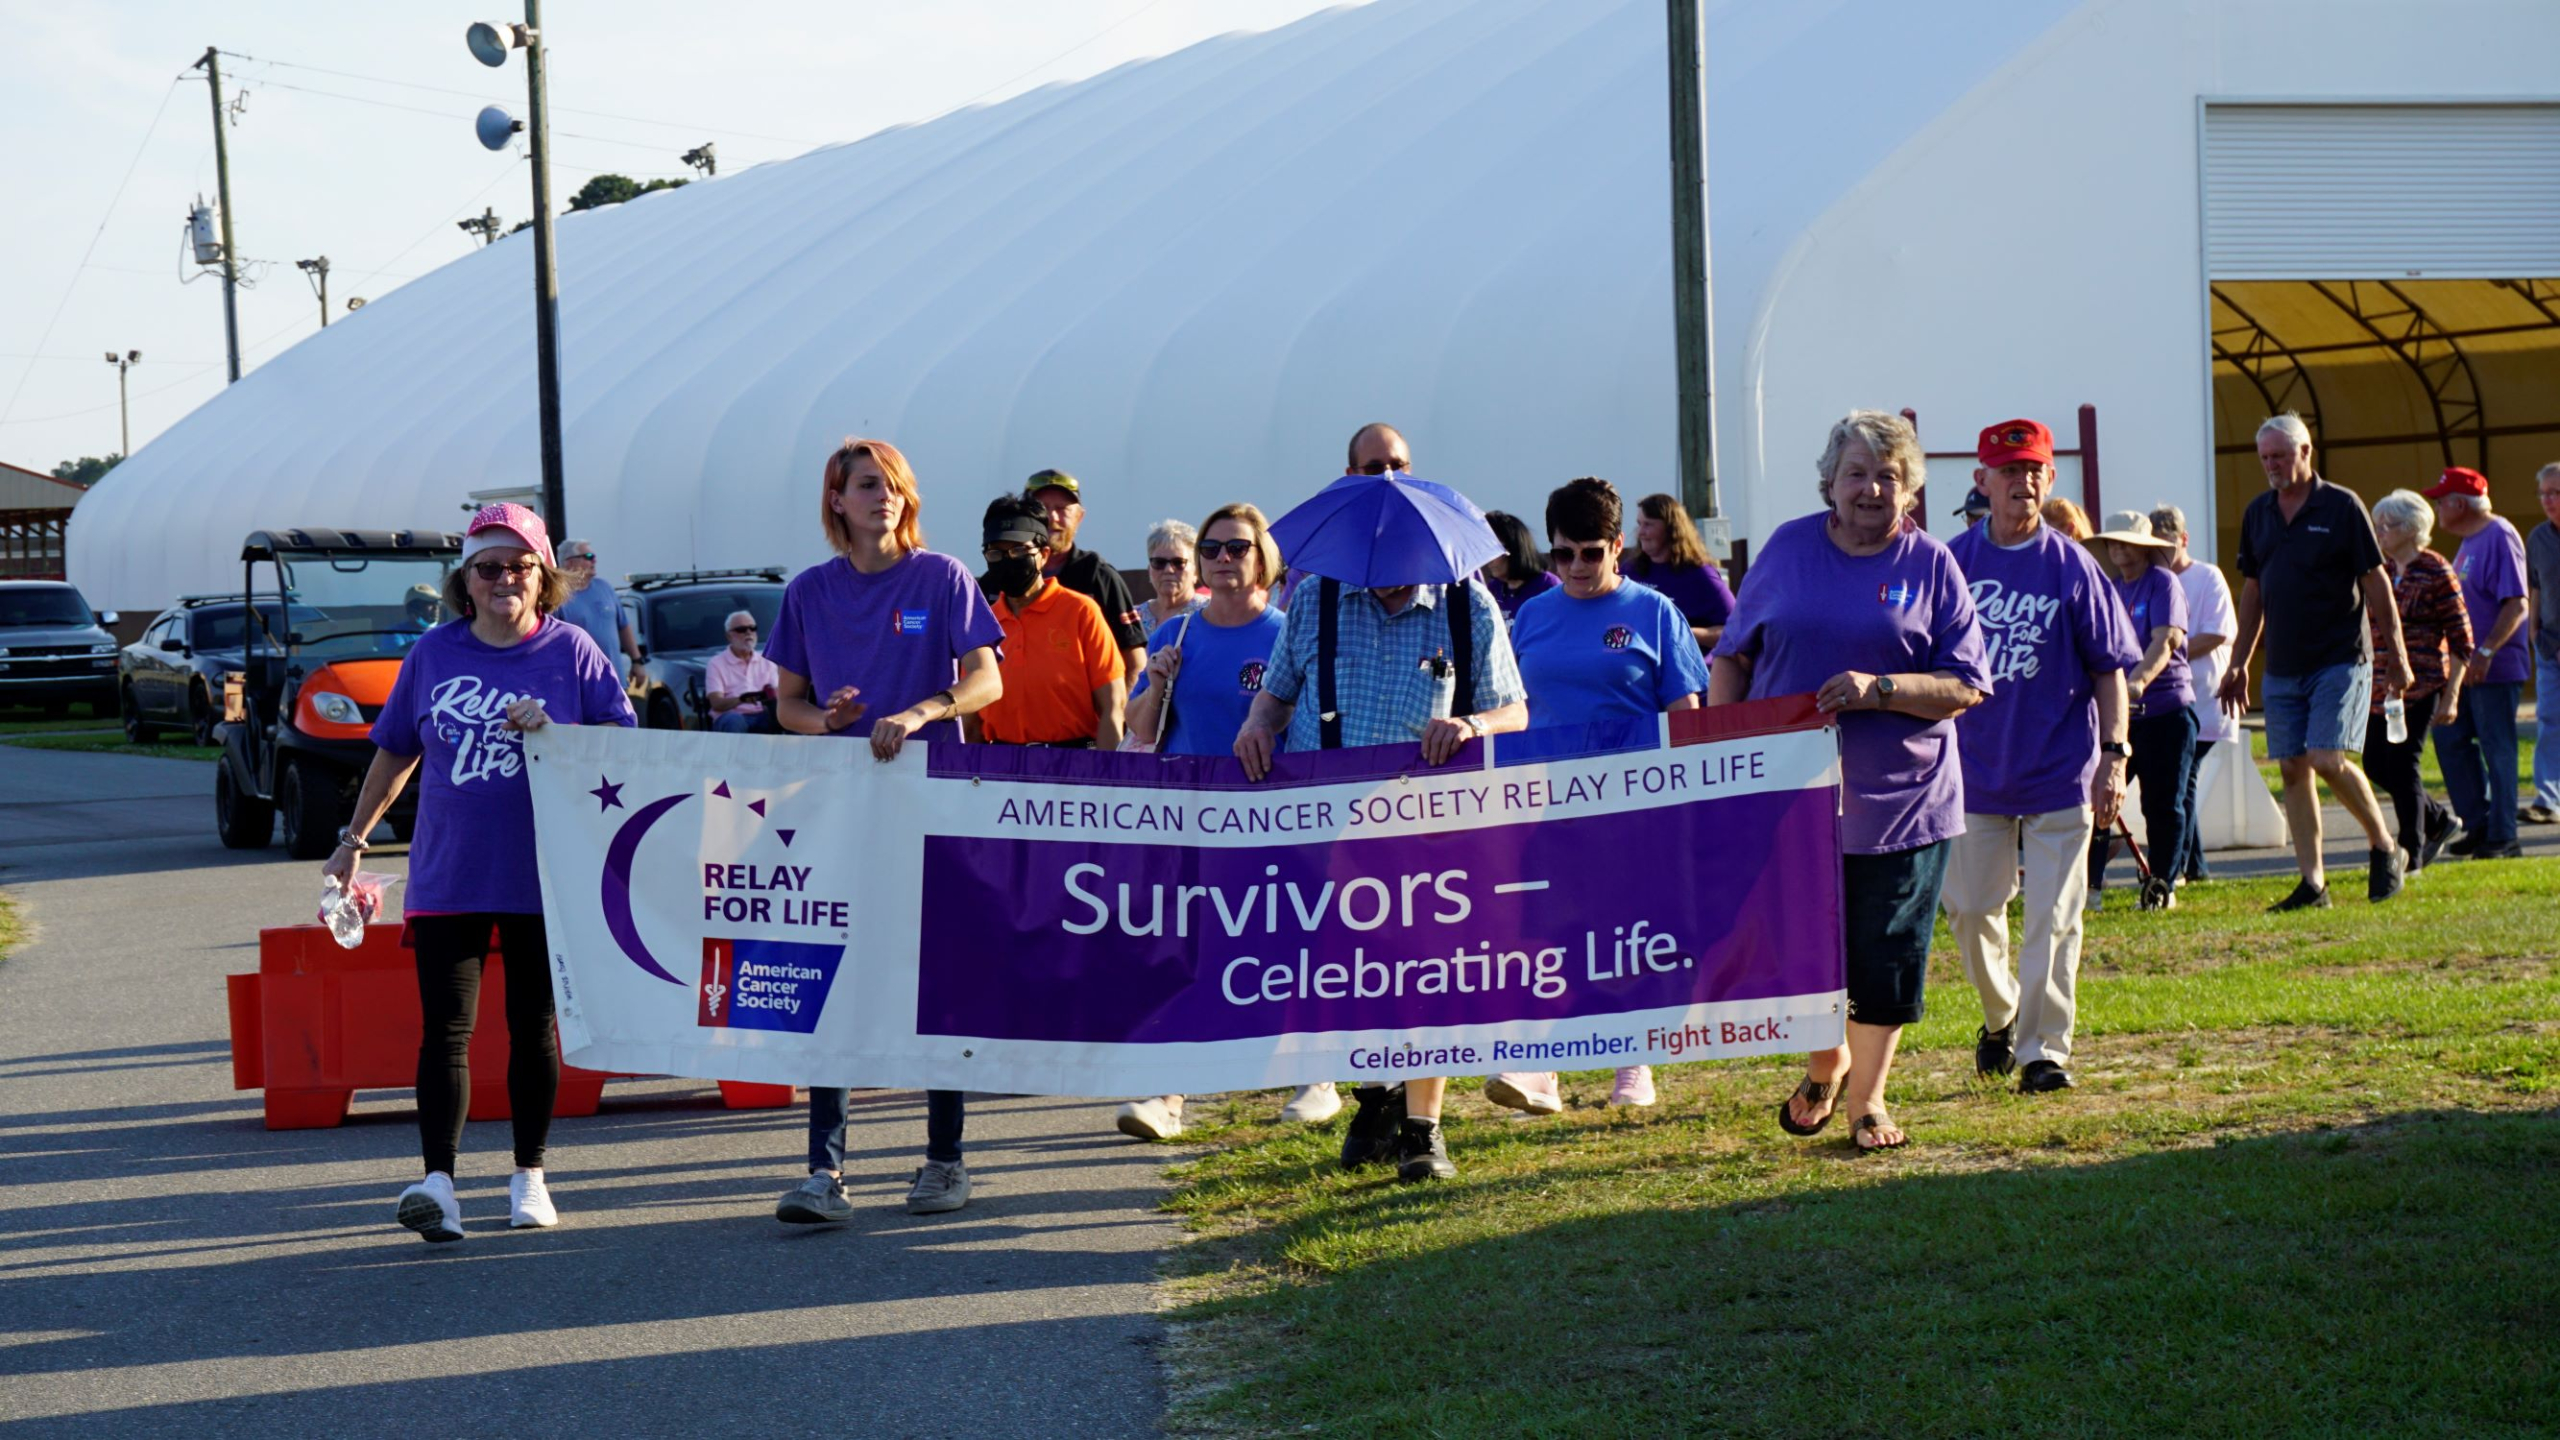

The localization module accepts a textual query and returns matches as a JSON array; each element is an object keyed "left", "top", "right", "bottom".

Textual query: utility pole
[
  {"left": 296, "top": 256, "right": 331, "bottom": 327},
  {"left": 194, "top": 47, "right": 243, "bottom": 384},
  {"left": 457, "top": 207, "right": 503, "bottom": 245},
  {"left": 104, "top": 351, "right": 140, "bottom": 456},
  {"left": 468, "top": 4, "right": 567, "bottom": 534},
  {"left": 1665, "top": 0, "right": 1721, "bottom": 529}
]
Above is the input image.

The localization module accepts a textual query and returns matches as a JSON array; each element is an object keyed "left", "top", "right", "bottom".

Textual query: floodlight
[
  {"left": 467, "top": 22, "right": 520, "bottom": 67},
  {"left": 477, "top": 105, "right": 523, "bottom": 151}
]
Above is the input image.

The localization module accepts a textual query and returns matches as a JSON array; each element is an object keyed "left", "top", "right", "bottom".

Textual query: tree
[
  {"left": 51, "top": 455, "right": 120, "bottom": 488},
  {"left": 566, "top": 174, "right": 686, "bottom": 213}
]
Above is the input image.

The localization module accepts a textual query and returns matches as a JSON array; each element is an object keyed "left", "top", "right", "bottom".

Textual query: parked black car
[
  {"left": 622, "top": 568, "right": 786, "bottom": 730},
  {"left": 0, "top": 580, "right": 121, "bottom": 716},
  {"left": 120, "top": 595, "right": 320, "bottom": 745}
]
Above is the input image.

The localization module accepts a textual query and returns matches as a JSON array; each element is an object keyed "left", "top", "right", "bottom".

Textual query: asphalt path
[{"left": 0, "top": 745, "right": 1173, "bottom": 1438}]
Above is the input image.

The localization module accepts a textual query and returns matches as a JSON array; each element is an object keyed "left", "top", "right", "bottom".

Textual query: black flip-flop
[
  {"left": 1852, "top": 1113, "right": 1907, "bottom": 1152},
  {"left": 1775, "top": 1074, "right": 1843, "bottom": 1137}
]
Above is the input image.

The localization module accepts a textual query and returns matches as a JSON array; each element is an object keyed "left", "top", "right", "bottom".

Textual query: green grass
[
  {"left": 1155, "top": 859, "right": 2560, "bottom": 1439},
  {"left": 0, "top": 732, "right": 218, "bottom": 761},
  {"left": 0, "top": 892, "right": 20, "bottom": 964},
  {"left": 0, "top": 700, "right": 114, "bottom": 734}
]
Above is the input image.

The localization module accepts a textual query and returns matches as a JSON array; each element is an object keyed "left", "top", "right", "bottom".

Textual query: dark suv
[
  {"left": 120, "top": 595, "right": 320, "bottom": 745},
  {"left": 0, "top": 580, "right": 121, "bottom": 716},
  {"left": 622, "top": 568, "right": 787, "bottom": 730}
]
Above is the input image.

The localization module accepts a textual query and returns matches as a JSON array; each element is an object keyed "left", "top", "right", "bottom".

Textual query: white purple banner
[{"left": 527, "top": 698, "right": 1847, "bottom": 1096}]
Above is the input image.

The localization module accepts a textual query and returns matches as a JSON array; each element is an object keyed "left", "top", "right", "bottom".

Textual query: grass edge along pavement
[
  {"left": 1147, "top": 858, "right": 2560, "bottom": 1439},
  {"left": 0, "top": 891, "right": 20, "bottom": 964},
  {"left": 1, "top": 732, "right": 218, "bottom": 761}
]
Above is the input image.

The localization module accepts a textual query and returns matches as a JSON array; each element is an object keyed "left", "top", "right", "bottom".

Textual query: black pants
[
  {"left": 411, "top": 913, "right": 559, "bottom": 1177},
  {"left": 2363, "top": 687, "right": 2449, "bottom": 857},
  {"left": 2091, "top": 710, "right": 2198, "bottom": 890}
]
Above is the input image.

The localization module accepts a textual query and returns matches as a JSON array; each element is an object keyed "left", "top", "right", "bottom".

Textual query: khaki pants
[{"left": 1943, "top": 807, "right": 2093, "bottom": 1068}]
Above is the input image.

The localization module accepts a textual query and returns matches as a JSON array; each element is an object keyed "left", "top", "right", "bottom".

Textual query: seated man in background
[{"left": 706, "top": 608, "right": 780, "bottom": 734}]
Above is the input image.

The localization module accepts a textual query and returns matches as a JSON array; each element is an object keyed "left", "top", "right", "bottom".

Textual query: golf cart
[{"left": 215, "top": 527, "right": 462, "bottom": 858}]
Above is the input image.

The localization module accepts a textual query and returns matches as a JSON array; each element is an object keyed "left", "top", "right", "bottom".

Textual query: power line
[
  {"left": 0, "top": 364, "right": 224, "bottom": 428},
  {"left": 220, "top": 49, "right": 821, "bottom": 145},
  {"left": 938, "top": 0, "right": 1178, "bottom": 117},
  {"left": 0, "top": 76, "right": 188, "bottom": 428}
]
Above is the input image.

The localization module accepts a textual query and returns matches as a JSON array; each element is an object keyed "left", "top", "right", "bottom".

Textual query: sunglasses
[
  {"left": 1549, "top": 544, "right": 1611, "bottom": 565},
  {"left": 728, "top": 625, "right": 757, "bottom": 635},
  {"left": 1198, "top": 539, "right": 1257, "bottom": 560},
  {"left": 471, "top": 560, "right": 541, "bottom": 582},
  {"left": 563, "top": 553, "right": 596, "bottom": 564},
  {"left": 1147, "top": 556, "right": 1190, "bottom": 572},
  {"left": 1354, "top": 460, "right": 1410, "bottom": 476}
]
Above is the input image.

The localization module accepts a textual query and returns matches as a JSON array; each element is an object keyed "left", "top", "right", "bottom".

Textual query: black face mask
[{"left": 984, "top": 554, "right": 1042, "bottom": 596}]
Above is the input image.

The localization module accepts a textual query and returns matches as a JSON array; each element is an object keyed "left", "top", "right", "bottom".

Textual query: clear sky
[{"left": 0, "top": 0, "right": 1357, "bottom": 475}]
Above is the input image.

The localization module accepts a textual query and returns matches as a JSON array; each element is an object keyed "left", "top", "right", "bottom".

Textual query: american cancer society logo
[{"left": 698, "top": 937, "right": 845, "bottom": 1033}]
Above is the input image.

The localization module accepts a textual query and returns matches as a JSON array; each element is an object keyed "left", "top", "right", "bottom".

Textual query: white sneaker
[
  {"left": 508, "top": 1169, "right": 559, "bottom": 1228},
  {"left": 1278, "top": 1082, "right": 1342, "bottom": 1124},
  {"left": 1484, "top": 1072, "right": 1563, "bottom": 1116},
  {"left": 1115, "top": 1096, "right": 1183, "bottom": 1141},
  {"left": 395, "top": 1172, "right": 466, "bottom": 1243},
  {"left": 1608, "top": 1066, "right": 1658, "bottom": 1107}
]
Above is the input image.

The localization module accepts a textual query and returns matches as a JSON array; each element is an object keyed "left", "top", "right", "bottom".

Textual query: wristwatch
[
  {"left": 2101, "top": 740, "right": 2131, "bottom": 759},
  {"left": 1874, "top": 675, "right": 1897, "bottom": 707}
]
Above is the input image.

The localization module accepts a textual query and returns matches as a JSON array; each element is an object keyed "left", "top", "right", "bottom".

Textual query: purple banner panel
[{"left": 915, "top": 784, "right": 1842, "bottom": 1043}]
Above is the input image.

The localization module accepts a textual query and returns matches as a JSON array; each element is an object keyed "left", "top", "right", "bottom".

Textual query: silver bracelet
[{"left": 335, "top": 827, "right": 371, "bottom": 853}]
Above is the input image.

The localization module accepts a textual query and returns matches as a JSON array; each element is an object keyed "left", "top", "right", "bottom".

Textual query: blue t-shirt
[
  {"left": 1512, "top": 581, "right": 1708, "bottom": 729},
  {"left": 557, "top": 577, "right": 623, "bottom": 661},
  {"left": 1131, "top": 607, "right": 1288, "bottom": 756},
  {"left": 370, "top": 617, "right": 635, "bottom": 914}
]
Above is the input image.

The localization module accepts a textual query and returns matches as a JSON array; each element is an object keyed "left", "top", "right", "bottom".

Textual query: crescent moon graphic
[{"left": 602, "top": 792, "right": 692, "bottom": 985}]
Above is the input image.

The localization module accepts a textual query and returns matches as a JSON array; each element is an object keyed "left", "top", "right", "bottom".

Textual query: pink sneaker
[
  {"left": 1483, "top": 1071, "right": 1562, "bottom": 1116},
  {"left": 1608, "top": 1066, "right": 1657, "bottom": 1107}
]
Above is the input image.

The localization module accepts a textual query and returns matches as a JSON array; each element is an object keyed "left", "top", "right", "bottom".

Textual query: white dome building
[{"left": 71, "top": 0, "right": 2560, "bottom": 613}]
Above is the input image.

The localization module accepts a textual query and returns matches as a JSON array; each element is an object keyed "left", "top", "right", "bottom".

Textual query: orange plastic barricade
[{"left": 228, "top": 923, "right": 795, "bottom": 1130}]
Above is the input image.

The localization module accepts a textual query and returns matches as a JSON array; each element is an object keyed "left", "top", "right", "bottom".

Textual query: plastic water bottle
[{"left": 2383, "top": 695, "right": 2408, "bottom": 745}]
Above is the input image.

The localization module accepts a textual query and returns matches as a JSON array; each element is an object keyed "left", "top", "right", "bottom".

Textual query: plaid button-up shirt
[{"left": 1261, "top": 577, "right": 1525, "bottom": 751}]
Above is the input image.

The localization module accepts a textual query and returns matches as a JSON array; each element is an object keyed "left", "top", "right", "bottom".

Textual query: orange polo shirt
[{"left": 979, "top": 581, "right": 1123, "bottom": 744}]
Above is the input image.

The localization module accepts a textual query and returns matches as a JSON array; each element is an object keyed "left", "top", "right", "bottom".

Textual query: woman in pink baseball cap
[{"left": 322, "top": 502, "right": 636, "bottom": 1243}]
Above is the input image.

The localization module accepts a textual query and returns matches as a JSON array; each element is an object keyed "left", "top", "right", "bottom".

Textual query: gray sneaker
[
  {"left": 906, "top": 1159, "right": 971, "bottom": 1215},
  {"left": 776, "top": 1172, "right": 853, "bottom": 1224}
]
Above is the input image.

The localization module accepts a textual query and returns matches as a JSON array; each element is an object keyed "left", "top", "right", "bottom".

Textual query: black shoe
[
  {"left": 2269, "top": 879, "right": 2331, "bottom": 913},
  {"left": 1339, "top": 1083, "right": 1405, "bottom": 1170},
  {"left": 2367, "top": 846, "right": 2407, "bottom": 903},
  {"left": 2017, "top": 1059, "right": 2074, "bottom": 1094},
  {"left": 2477, "top": 839, "right": 2525, "bottom": 860},
  {"left": 2420, "top": 812, "right": 2461, "bottom": 869},
  {"left": 1974, "top": 1024, "right": 2016, "bottom": 1079},
  {"left": 2182, "top": 866, "right": 2213, "bottom": 884},
  {"left": 2444, "top": 830, "right": 2483, "bottom": 860},
  {"left": 1392, "top": 1116, "right": 1456, "bottom": 1182}
]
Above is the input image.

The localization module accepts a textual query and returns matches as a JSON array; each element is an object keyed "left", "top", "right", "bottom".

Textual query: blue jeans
[
  {"left": 713, "top": 709, "right": 776, "bottom": 735},
  {"left": 2535, "top": 653, "right": 2560, "bottom": 810},
  {"left": 809, "top": 1088, "right": 966, "bottom": 1172},
  {"left": 2178, "top": 738, "right": 2215, "bottom": 879},
  {"left": 2435, "top": 681, "right": 2521, "bottom": 846}
]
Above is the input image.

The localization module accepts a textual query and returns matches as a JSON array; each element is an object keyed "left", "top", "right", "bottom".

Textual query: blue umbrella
[{"left": 1267, "top": 472, "right": 1503, "bottom": 587}]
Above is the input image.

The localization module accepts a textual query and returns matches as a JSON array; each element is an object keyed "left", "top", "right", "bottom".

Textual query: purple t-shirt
[
  {"left": 2454, "top": 516, "right": 2530, "bottom": 685},
  {"left": 1624, "top": 556, "right": 1736, "bottom": 630},
  {"left": 2113, "top": 563, "right": 2193, "bottom": 719},
  {"left": 764, "top": 551, "right": 1004, "bottom": 745},
  {"left": 371, "top": 617, "right": 635, "bottom": 914},
  {"left": 1491, "top": 569, "right": 1560, "bottom": 627},
  {"left": 1713, "top": 514, "right": 1992, "bottom": 854},
  {"left": 1948, "top": 525, "right": 2142, "bottom": 816}
]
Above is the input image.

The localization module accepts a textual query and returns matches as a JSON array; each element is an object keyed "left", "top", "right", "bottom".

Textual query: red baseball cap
[
  {"left": 1977, "top": 419, "right": 2054, "bottom": 468},
  {"left": 2422, "top": 466, "right": 2488, "bottom": 499}
]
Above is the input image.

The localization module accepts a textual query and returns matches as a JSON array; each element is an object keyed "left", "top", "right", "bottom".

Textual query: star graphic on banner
[{"left": 591, "top": 776, "right": 626, "bottom": 812}]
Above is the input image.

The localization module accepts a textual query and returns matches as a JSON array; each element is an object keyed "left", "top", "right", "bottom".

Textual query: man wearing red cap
[
  {"left": 1945, "top": 420, "right": 2141, "bottom": 1093},
  {"left": 2425, "top": 466, "right": 2530, "bottom": 858},
  {"left": 2219, "top": 413, "right": 2413, "bottom": 909}
]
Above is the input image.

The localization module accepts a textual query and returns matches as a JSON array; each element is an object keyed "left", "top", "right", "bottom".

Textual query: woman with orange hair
[{"left": 768, "top": 437, "right": 1005, "bottom": 1225}]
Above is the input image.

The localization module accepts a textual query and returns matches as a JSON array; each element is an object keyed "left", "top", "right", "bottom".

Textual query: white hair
[
  {"left": 2540, "top": 460, "right": 2560, "bottom": 485},
  {"left": 1144, "top": 518, "right": 1198, "bottom": 558},
  {"left": 2256, "top": 413, "right": 2313, "bottom": 450},
  {"left": 724, "top": 608, "right": 757, "bottom": 632},
  {"left": 2450, "top": 491, "right": 2492, "bottom": 516},
  {"left": 2373, "top": 489, "right": 2433, "bottom": 546}
]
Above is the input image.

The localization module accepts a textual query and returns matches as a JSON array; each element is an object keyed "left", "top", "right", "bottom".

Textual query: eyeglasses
[
  {"left": 562, "top": 552, "right": 596, "bottom": 564},
  {"left": 982, "top": 542, "right": 1040, "bottom": 560},
  {"left": 728, "top": 624, "right": 757, "bottom": 635},
  {"left": 1549, "top": 543, "right": 1611, "bottom": 565},
  {"left": 1147, "top": 556, "right": 1190, "bottom": 572},
  {"left": 471, "top": 560, "right": 541, "bottom": 582},
  {"left": 1354, "top": 460, "right": 1410, "bottom": 476},
  {"left": 1198, "top": 539, "right": 1257, "bottom": 560}
]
